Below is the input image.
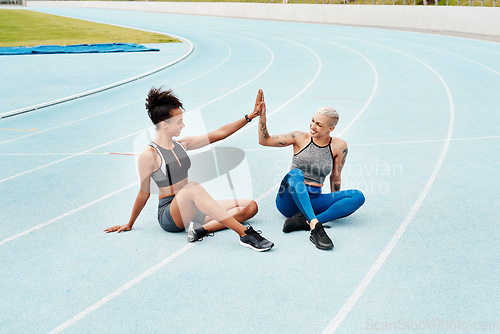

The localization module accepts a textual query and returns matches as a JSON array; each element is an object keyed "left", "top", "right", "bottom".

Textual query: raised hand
[
  {"left": 260, "top": 89, "right": 266, "bottom": 116},
  {"left": 249, "top": 89, "right": 265, "bottom": 119}
]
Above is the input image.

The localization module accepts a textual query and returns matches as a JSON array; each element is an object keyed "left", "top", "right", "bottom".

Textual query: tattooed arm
[
  {"left": 258, "top": 91, "right": 300, "bottom": 147},
  {"left": 330, "top": 140, "right": 348, "bottom": 192}
]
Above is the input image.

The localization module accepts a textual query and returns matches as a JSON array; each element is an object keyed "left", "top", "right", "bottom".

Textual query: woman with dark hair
[
  {"left": 257, "top": 91, "right": 364, "bottom": 250},
  {"left": 105, "top": 88, "right": 274, "bottom": 252}
]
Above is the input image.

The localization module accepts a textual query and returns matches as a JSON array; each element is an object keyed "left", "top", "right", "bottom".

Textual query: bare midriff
[
  {"left": 158, "top": 178, "right": 188, "bottom": 199},
  {"left": 305, "top": 180, "right": 323, "bottom": 188}
]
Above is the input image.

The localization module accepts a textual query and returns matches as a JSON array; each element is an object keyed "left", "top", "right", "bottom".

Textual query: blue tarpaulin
[{"left": 0, "top": 43, "right": 160, "bottom": 55}]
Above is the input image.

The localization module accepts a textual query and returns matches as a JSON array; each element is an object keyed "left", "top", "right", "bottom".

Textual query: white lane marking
[
  {"left": 349, "top": 135, "right": 500, "bottom": 147},
  {"left": 0, "top": 100, "right": 142, "bottom": 146},
  {"left": 47, "top": 242, "right": 195, "bottom": 334},
  {"left": 0, "top": 182, "right": 138, "bottom": 246},
  {"left": 371, "top": 34, "right": 500, "bottom": 76},
  {"left": 0, "top": 127, "right": 150, "bottom": 184},
  {"left": 327, "top": 42, "right": 378, "bottom": 138},
  {"left": 322, "top": 45, "right": 455, "bottom": 334},
  {"left": 204, "top": 135, "right": 499, "bottom": 152},
  {"left": 255, "top": 184, "right": 280, "bottom": 203}
]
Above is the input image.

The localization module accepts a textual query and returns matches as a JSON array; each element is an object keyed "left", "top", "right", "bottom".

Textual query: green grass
[{"left": 0, "top": 9, "right": 180, "bottom": 47}]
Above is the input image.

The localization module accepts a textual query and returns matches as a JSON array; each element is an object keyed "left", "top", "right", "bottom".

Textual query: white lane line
[
  {"left": 13, "top": 133, "right": 497, "bottom": 157},
  {"left": 320, "top": 41, "right": 378, "bottom": 138},
  {"left": 46, "top": 181, "right": 279, "bottom": 334},
  {"left": 322, "top": 45, "right": 455, "bottom": 334},
  {"left": 0, "top": 20, "right": 194, "bottom": 119},
  {"left": 0, "top": 36, "right": 232, "bottom": 146},
  {"left": 47, "top": 242, "right": 195, "bottom": 334},
  {"left": 349, "top": 135, "right": 500, "bottom": 147},
  {"left": 373, "top": 35, "right": 500, "bottom": 76},
  {"left": 0, "top": 182, "right": 138, "bottom": 246},
  {"left": 255, "top": 184, "right": 280, "bottom": 203},
  {"left": 0, "top": 152, "right": 138, "bottom": 156},
  {"left": 0, "top": 127, "right": 150, "bottom": 184},
  {"left": 191, "top": 36, "right": 274, "bottom": 111},
  {"left": 0, "top": 100, "right": 142, "bottom": 146},
  {"left": 219, "top": 135, "right": 500, "bottom": 152}
]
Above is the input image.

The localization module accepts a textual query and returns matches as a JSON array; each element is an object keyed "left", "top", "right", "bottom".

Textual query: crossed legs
[
  {"left": 276, "top": 169, "right": 365, "bottom": 225},
  {"left": 169, "top": 181, "right": 256, "bottom": 236}
]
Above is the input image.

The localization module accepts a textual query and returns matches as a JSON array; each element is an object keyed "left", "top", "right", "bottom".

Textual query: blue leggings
[{"left": 276, "top": 169, "right": 365, "bottom": 223}]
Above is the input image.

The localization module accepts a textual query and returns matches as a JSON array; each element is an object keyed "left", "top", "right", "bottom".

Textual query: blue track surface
[{"left": 0, "top": 7, "right": 499, "bottom": 334}]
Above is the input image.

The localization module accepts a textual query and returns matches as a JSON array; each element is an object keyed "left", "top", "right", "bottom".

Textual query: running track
[{"left": 1, "top": 7, "right": 499, "bottom": 333}]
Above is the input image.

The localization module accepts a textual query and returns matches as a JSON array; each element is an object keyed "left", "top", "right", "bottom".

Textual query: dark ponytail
[{"left": 145, "top": 87, "right": 184, "bottom": 126}]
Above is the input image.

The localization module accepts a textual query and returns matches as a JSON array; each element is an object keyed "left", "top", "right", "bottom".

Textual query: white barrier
[{"left": 27, "top": 1, "right": 500, "bottom": 38}]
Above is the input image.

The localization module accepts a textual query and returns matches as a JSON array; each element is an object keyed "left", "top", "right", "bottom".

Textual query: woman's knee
[
  {"left": 243, "top": 200, "right": 258, "bottom": 218},
  {"left": 350, "top": 189, "right": 365, "bottom": 208}
]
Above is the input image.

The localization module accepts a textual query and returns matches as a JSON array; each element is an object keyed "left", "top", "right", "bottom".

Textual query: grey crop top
[
  {"left": 291, "top": 137, "right": 334, "bottom": 184},
  {"left": 150, "top": 141, "right": 191, "bottom": 187}
]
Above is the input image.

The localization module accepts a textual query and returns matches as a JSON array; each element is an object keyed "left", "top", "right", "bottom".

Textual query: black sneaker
[
  {"left": 283, "top": 212, "right": 310, "bottom": 233},
  {"left": 187, "top": 222, "right": 210, "bottom": 242},
  {"left": 239, "top": 226, "right": 274, "bottom": 252},
  {"left": 309, "top": 223, "right": 334, "bottom": 250}
]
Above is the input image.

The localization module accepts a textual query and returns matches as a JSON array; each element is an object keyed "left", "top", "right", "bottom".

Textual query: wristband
[{"left": 245, "top": 114, "right": 252, "bottom": 122}]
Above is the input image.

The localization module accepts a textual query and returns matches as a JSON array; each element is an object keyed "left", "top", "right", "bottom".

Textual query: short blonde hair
[{"left": 317, "top": 107, "right": 339, "bottom": 127}]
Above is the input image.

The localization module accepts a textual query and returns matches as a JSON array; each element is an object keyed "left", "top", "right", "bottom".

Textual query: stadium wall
[{"left": 27, "top": 1, "right": 500, "bottom": 38}]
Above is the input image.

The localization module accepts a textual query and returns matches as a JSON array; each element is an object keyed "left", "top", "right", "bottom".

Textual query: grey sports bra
[
  {"left": 150, "top": 141, "right": 191, "bottom": 187},
  {"left": 291, "top": 137, "right": 334, "bottom": 184}
]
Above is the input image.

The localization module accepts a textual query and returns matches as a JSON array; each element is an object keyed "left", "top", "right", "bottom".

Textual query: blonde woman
[{"left": 258, "top": 91, "right": 364, "bottom": 250}]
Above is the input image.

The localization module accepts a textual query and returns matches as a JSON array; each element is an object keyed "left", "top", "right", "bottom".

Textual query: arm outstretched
[{"left": 179, "top": 89, "right": 265, "bottom": 150}]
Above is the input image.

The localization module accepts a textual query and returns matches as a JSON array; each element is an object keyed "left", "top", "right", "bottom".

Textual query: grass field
[{"left": 0, "top": 9, "right": 180, "bottom": 47}]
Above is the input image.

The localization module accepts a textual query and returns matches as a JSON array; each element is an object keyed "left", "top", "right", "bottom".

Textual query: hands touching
[{"left": 248, "top": 89, "right": 266, "bottom": 120}]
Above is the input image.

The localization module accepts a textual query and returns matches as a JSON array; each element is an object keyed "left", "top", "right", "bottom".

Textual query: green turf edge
[{"left": 0, "top": 9, "right": 181, "bottom": 47}]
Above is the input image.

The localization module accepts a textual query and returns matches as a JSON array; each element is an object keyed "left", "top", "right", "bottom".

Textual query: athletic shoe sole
[
  {"left": 239, "top": 239, "right": 274, "bottom": 252},
  {"left": 309, "top": 236, "right": 334, "bottom": 250}
]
